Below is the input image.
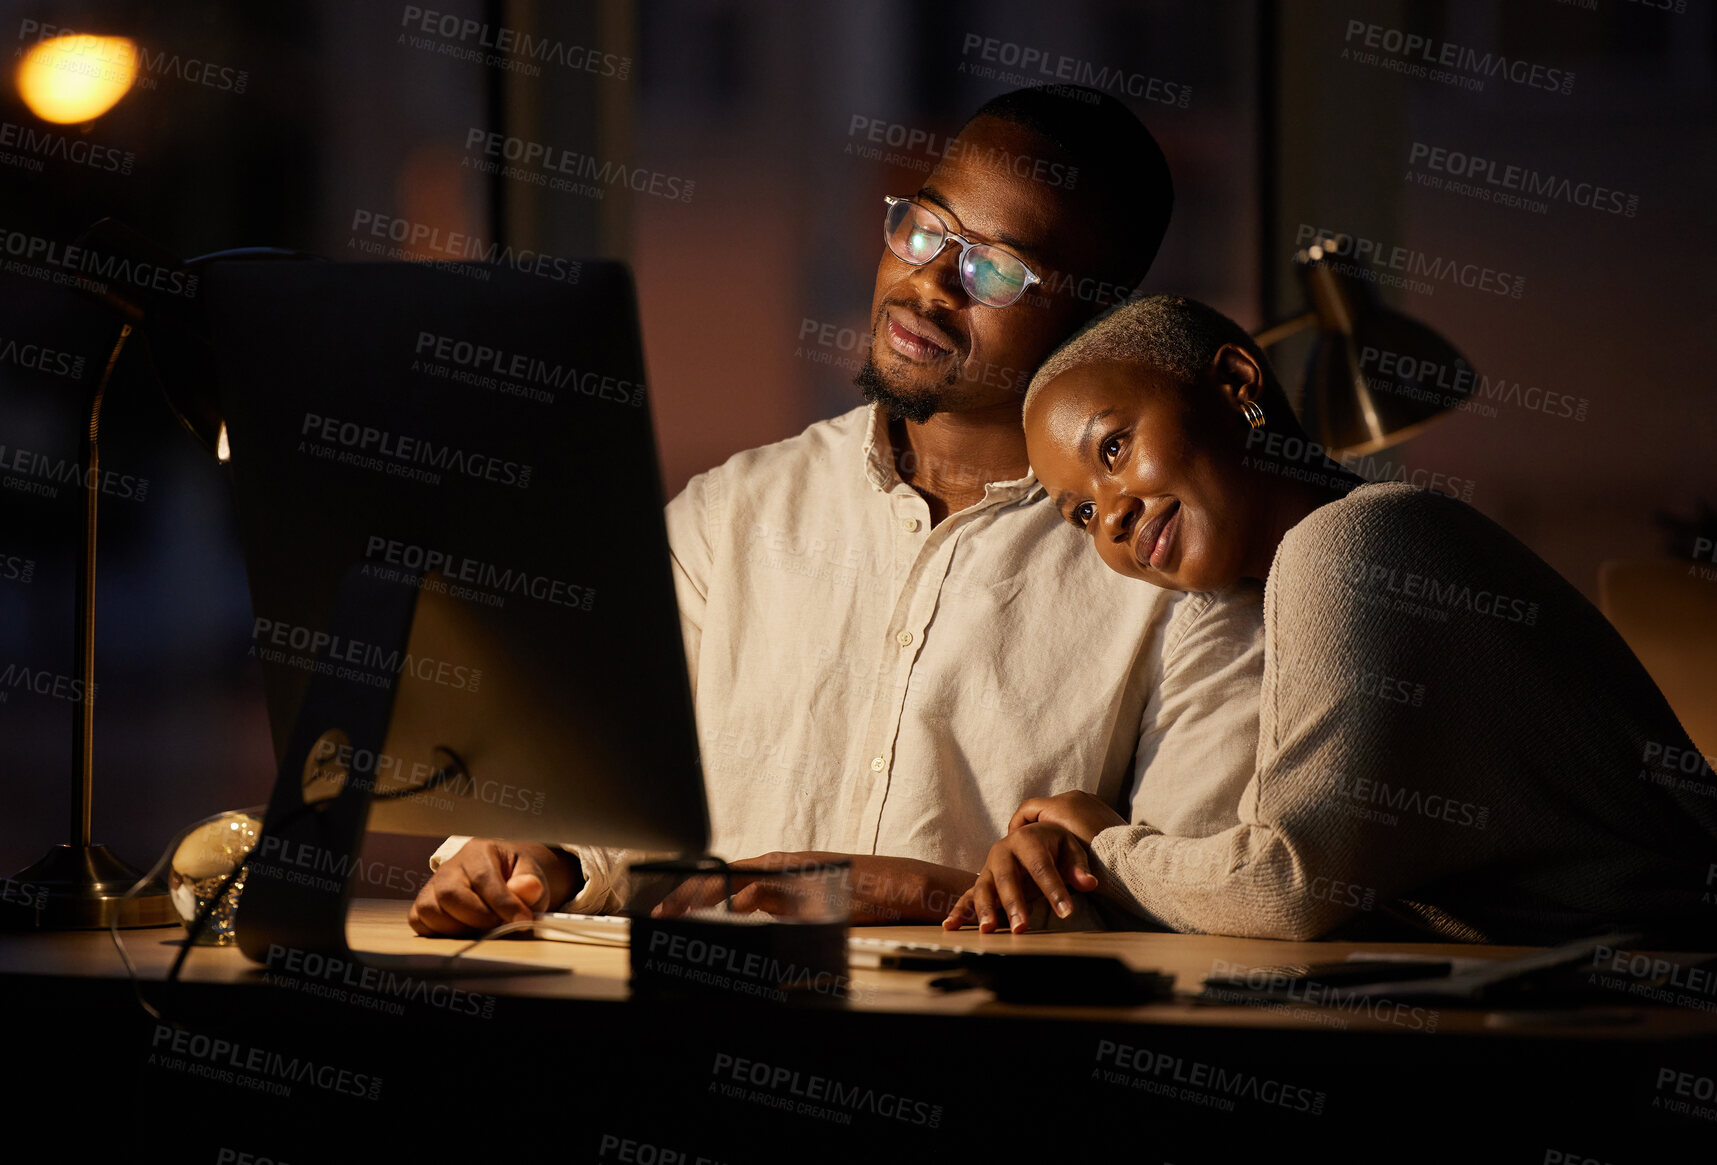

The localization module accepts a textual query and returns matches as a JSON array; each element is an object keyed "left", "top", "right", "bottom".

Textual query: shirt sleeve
[
  {"left": 664, "top": 467, "right": 716, "bottom": 699},
  {"left": 1124, "top": 583, "right": 1266, "bottom": 838}
]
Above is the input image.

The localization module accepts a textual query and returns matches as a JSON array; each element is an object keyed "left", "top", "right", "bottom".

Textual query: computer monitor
[{"left": 201, "top": 259, "right": 708, "bottom": 969}]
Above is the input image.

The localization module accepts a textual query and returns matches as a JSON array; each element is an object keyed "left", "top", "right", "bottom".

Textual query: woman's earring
[{"left": 1241, "top": 400, "right": 1266, "bottom": 429}]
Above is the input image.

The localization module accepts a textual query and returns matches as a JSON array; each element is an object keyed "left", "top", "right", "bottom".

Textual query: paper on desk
[
  {"left": 532, "top": 907, "right": 782, "bottom": 948},
  {"left": 1333, "top": 932, "right": 1637, "bottom": 1000}
]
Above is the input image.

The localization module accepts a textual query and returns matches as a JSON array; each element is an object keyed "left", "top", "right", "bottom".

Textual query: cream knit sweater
[{"left": 1089, "top": 483, "right": 1717, "bottom": 943}]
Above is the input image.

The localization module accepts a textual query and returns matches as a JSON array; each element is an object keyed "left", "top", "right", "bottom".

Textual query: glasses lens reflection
[
  {"left": 885, "top": 200, "right": 944, "bottom": 264},
  {"left": 882, "top": 197, "right": 1033, "bottom": 308},
  {"left": 961, "top": 247, "right": 1029, "bottom": 306}
]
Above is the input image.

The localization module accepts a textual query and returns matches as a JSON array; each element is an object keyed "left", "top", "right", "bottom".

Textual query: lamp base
[{"left": 1, "top": 844, "right": 177, "bottom": 929}]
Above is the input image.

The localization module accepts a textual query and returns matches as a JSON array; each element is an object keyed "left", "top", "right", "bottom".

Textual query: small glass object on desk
[{"left": 167, "top": 812, "right": 262, "bottom": 946}]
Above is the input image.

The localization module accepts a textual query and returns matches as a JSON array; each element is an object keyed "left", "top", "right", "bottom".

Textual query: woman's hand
[
  {"left": 941, "top": 823, "right": 1098, "bottom": 933},
  {"left": 1008, "top": 790, "right": 1127, "bottom": 846}
]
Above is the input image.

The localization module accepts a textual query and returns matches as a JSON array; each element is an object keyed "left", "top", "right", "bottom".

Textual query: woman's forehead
[{"left": 1030, "top": 360, "right": 1163, "bottom": 419}]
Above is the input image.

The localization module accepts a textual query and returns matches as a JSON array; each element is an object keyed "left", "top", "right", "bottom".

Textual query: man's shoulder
[
  {"left": 1000, "top": 505, "right": 1187, "bottom": 634},
  {"left": 1164, "top": 580, "right": 1266, "bottom": 647}
]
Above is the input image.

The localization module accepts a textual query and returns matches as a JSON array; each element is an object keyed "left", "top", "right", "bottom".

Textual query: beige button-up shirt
[{"left": 433, "top": 403, "right": 1265, "bottom": 911}]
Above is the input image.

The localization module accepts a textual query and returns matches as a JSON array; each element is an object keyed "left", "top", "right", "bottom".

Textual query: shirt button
[
  {"left": 902, "top": 518, "right": 920, "bottom": 532},
  {"left": 870, "top": 756, "right": 886, "bottom": 773},
  {"left": 896, "top": 630, "right": 913, "bottom": 647}
]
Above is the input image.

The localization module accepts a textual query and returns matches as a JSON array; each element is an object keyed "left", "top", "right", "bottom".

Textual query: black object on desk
[
  {"left": 626, "top": 858, "right": 852, "bottom": 1005},
  {"left": 941, "top": 953, "right": 1176, "bottom": 1005}
]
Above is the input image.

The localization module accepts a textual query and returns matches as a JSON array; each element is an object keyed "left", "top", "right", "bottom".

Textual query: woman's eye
[
  {"left": 1074, "top": 502, "right": 1095, "bottom": 527},
  {"left": 1101, "top": 436, "right": 1122, "bottom": 468}
]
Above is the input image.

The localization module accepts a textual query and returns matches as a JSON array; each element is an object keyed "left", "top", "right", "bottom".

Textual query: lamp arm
[{"left": 1251, "top": 311, "right": 1317, "bottom": 349}]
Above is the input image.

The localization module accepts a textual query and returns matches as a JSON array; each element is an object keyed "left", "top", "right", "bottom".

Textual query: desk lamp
[
  {"left": 2, "top": 220, "right": 306, "bottom": 928},
  {"left": 1253, "top": 235, "right": 1476, "bottom": 456}
]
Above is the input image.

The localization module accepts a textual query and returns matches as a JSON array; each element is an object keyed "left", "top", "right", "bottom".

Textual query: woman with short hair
[{"left": 945, "top": 295, "right": 1717, "bottom": 944}]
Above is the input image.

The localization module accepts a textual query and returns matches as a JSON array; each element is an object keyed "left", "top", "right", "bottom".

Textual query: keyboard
[{"left": 532, "top": 911, "right": 978, "bottom": 965}]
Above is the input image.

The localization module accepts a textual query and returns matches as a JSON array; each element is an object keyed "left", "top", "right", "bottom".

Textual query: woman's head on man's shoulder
[{"left": 1024, "top": 294, "right": 1358, "bottom": 593}]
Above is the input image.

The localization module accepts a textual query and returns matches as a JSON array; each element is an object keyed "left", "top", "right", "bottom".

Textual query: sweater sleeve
[
  {"left": 1088, "top": 702, "right": 1405, "bottom": 940},
  {"left": 1088, "top": 490, "right": 1485, "bottom": 940}
]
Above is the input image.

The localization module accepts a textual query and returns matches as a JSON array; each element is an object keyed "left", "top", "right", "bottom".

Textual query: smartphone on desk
[{"left": 948, "top": 953, "right": 1174, "bottom": 1005}]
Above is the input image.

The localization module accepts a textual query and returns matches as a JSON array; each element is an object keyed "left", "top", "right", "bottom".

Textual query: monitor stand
[{"left": 234, "top": 569, "right": 566, "bottom": 979}]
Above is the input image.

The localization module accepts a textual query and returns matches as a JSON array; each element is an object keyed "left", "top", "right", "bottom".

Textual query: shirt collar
[{"left": 858, "top": 401, "right": 1045, "bottom": 507}]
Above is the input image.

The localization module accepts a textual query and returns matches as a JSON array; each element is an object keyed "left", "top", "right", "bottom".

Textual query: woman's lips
[
  {"left": 884, "top": 309, "right": 955, "bottom": 363},
  {"left": 1133, "top": 500, "right": 1181, "bottom": 570}
]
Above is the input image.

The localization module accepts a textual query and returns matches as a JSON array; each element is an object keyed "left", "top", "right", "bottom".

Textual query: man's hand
[
  {"left": 407, "top": 839, "right": 581, "bottom": 937},
  {"left": 650, "top": 852, "right": 974, "bottom": 925},
  {"left": 942, "top": 823, "right": 1097, "bottom": 934},
  {"left": 1008, "top": 790, "right": 1126, "bottom": 846}
]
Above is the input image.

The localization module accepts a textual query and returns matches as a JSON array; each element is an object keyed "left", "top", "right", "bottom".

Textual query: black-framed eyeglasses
[{"left": 883, "top": 195, "right": 1043, "bottom": 308}]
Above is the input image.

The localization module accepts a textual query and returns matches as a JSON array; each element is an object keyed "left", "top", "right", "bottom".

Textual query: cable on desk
[{"left": 441, "top": 919, "right": 542, "bottom": 964}]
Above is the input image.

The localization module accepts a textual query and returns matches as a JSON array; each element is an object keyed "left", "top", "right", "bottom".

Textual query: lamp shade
[{"left": 1293, "top": 236, "right": 1477, "bottom": 456}]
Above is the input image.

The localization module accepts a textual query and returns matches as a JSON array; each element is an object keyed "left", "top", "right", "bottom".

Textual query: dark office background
[{"left": 2, "top": 1, "right": 1713, "bottom": 887}]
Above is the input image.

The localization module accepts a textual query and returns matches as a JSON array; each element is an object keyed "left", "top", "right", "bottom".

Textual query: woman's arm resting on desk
[
  {"left": 944, "top": 817, "right": 1358, "bottom": 940},
  {"left": 408, "top": 839, "right": 583, "bottom": 937}
]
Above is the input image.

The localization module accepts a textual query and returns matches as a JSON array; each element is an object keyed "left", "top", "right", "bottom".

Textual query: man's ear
[{"left": 1209, "top": 343, "right": 1266, "bottom": 413}]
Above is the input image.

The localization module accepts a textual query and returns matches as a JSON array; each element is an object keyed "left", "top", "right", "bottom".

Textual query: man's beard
[{"left": 854, "top": 353, "right": 952, "bottom": 425}]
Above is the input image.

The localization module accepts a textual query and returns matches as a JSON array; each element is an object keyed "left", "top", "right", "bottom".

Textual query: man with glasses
[{"left": 410, "top": 86, "right": 1267, "bottom": 935}]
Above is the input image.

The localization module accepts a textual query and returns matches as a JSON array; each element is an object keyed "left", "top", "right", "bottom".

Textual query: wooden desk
[
  {"left": 6, "top": 901, "right": 1714, "bottom": 1163},
  {"left": 16, "top": 899, "right": 1699, "bottom": 1033}
]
